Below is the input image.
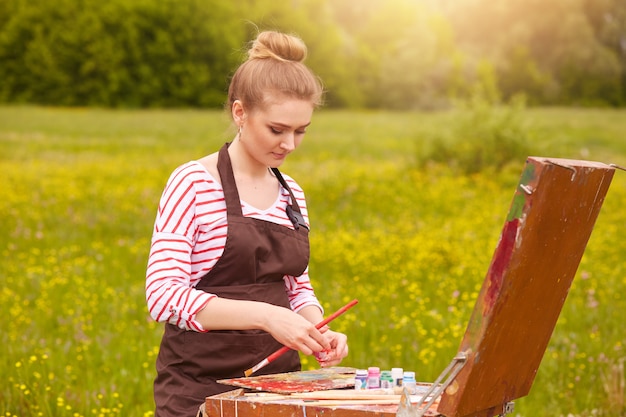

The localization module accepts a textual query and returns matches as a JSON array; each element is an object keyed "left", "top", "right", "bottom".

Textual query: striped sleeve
[{"left": 145, "top": 163, "right": 215, "bottom": 332}]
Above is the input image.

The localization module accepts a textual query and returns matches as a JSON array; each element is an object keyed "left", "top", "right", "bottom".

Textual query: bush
[{"left": 415, "top": 92, "right": 534, "bottom": 175}]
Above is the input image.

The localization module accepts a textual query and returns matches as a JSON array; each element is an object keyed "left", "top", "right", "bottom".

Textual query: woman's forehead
[{"left": 252, "top": 96, "right": 314, "bottom": 124}]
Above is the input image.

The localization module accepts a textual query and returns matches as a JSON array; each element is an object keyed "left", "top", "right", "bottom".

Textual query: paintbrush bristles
[{"left": 245, "top": 358, "right": 268, "bottom": 377}]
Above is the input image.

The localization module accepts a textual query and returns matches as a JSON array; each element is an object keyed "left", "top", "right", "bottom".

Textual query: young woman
[{"left": 145, "top": 31, "right": 349, "bottom": 416}]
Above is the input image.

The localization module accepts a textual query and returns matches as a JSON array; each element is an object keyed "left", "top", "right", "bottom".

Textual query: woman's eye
[{"left": 269, "top": 126, "right": 306, "bottom": 135}]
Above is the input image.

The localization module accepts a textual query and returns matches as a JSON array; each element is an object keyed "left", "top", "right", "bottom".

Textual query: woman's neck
[{"left": 228, "top": 138, "right": 271, "bottom": 180}]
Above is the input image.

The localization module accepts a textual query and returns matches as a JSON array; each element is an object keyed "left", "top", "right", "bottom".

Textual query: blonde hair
[{"left": 227, "top": 31, "right": 324, "bottom": 114}]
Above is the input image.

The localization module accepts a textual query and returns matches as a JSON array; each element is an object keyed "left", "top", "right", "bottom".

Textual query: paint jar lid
[
  {"left": 355, "top": 369, "right": 368, "bottom": 376},
  {"left": 367, "top": 366, "right": 380, "bottom": 375},
  {"left": 403, "top": 371, "right": 416, "bottom": 382}
]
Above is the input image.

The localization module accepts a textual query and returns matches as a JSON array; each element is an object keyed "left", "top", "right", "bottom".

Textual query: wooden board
[
  {"left": 437, "top": 157, "right": 615, "bottom": 417},
  {"left": 217, "top": 367, "right": 357, "bottom": 394},
  {"left": 205, "top": 385, "right": 442, "bottom": 417}
]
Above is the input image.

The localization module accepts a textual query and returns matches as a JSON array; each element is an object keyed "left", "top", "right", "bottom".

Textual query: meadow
[{"left": 1, "top": 105, "right": 625, "bottom": 416}]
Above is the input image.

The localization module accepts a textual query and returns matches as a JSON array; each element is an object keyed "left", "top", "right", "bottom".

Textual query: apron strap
[
  {"left": 271, "top": 167, "right": 308, "bottom": 230},
  {"left": 217, "top": 143, "right": 244, "bottom": 217}
]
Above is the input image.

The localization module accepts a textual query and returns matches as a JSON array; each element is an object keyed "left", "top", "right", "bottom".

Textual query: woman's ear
[{"left": 232, "top": 100, "right": 246, "bottom": 127}]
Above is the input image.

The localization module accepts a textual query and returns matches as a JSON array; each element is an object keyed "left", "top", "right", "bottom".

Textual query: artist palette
[{"left": 218, "top": 366, "right": 357, "bottom": 394}]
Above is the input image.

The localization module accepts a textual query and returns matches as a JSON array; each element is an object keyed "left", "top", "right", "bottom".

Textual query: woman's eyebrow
[{"left": 271, "top": 121, "right": 312, "bottom": 129}]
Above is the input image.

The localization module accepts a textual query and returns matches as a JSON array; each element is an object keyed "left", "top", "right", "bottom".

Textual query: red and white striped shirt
[{"left": 145, "top": 161, "right": 322, "bottom": 332}]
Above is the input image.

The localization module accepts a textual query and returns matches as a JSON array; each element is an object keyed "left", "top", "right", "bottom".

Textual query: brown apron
[{"left": 154, "top": 143, "right": 310, "bottom": 416}]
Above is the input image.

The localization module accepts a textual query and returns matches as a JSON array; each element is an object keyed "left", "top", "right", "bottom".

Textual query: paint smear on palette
[{"left": 218, "top": 367, "right": 356, "bottom": 394}]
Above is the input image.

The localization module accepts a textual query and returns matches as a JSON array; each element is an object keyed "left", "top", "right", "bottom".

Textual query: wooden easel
[{"left": 433, "top": 157, "right": 616, "bottom": 417}]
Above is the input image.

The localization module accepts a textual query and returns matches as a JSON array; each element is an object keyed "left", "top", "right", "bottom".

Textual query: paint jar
[
  {"left": 354, "top": 369, "right": 368, "bottom": 390},
  {"left": 380, "top": 370, "right": 393, "bottom": 390},
  {"left": 402, "top": 371, "right": 417, "bottom": 395},
  {"left": 391, "top": 367, "right": 404, "bottom": 388},
  {"left": 367, "top": 366, "right": 381, "bottom": 389}
]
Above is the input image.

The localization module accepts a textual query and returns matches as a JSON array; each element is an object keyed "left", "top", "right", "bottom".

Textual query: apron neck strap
[
  {"left": 217, "top": 142, "right": 243, "bottom": 216},
  {"left": 271, "top": 168, "right": 308, "bottom": 231}
]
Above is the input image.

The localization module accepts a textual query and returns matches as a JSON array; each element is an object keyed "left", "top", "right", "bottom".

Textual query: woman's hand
[
  {"left": 314, "top": 328, "right": 348, "bottom": 367},
  {"left": 263, "top": 306, "right": 331, "bottom": 355}
]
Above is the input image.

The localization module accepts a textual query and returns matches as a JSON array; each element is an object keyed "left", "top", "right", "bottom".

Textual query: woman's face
[{"left": 236, "top": 96, "right": 314, "bottom": 168}]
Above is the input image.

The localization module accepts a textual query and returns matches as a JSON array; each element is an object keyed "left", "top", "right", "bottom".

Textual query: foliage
[
  {"left": 1, "top": 106, "right": 625, "bottom": 416},
  {"left": 0, "top": 0, "right": 243, "bottom": 107},
  {"left": 443, "top": 0, "right": 626, "bottom": 106},
  {"left": 1, "top": 0, "right": 625, "bottom": 108}
]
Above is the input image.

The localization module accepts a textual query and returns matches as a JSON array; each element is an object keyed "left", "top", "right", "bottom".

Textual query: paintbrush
[{"left": 244, "top": 299, "right": 358, "bottom": 377}]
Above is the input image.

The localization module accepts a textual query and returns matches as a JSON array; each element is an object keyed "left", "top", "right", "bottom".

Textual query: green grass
[{"left": 1, "top": 105, "right": 625, "bottom": 416}]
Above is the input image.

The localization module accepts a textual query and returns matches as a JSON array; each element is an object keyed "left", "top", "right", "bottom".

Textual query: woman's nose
[{"left": 280, "top": 133, "right": 295, "bottom": 152}]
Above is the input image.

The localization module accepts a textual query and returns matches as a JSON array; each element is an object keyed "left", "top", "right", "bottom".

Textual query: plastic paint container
[
  {"left": 380, "top": 370, "right": 393, "bottom": 389},
  {"left": 367, "top": 366, "right": 381, "bottom": 389},
  {"left": 402, "top": 371, "right": 417, "bottom": 394},
  {"left": 354, "top": 369, "right": 368, "bottom": 390},
  {"left": 391, "top": 367, "right": 404, "bottom": 388}
]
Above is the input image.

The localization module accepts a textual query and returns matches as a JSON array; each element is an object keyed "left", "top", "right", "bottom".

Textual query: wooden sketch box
[{"left": 204, "top": 157, "right": 618, "bottom": 417}]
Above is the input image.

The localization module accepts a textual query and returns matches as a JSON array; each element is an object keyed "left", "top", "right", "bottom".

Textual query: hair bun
[{"left": 248, "top": 31, "right": 307, "bottom": 63}]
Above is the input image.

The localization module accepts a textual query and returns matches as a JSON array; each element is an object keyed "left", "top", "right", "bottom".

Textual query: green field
[{"left": 1, "top": 106, "right": 625, "bottom": 416}]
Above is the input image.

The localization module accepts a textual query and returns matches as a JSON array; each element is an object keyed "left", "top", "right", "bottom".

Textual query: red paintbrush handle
[
  {"left": 315, "top": 299, "right": 359, "bottom": 329},
  {"left": 265, "top": 345, "right": 291, "bottom": 363}
]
